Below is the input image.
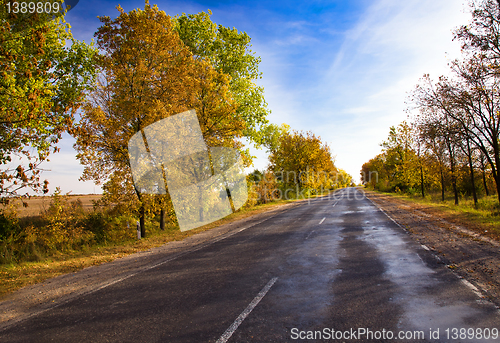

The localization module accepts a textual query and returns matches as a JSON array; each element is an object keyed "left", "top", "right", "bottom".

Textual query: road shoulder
[{"left": 365, "top": 190, "right": 500, "bottom": 309}]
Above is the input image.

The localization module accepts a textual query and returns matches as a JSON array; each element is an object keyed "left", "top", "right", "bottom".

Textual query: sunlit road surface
[{"left": 1, "top": 188, "right": 499, "bottom": 342}]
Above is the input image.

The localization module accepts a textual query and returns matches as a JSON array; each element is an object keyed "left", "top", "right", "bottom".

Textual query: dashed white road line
[
  {"left": 366, "top": 197, "right": 405, "bottom": 230},
  {"left": 216, "top": 277, "right": 278, "bottom": 343},
  {"left": 319, "top": 217, "right": 325, "bottom": 225},
  {"left": 305, "top": 230, "right": 315, "bottom": 240}
]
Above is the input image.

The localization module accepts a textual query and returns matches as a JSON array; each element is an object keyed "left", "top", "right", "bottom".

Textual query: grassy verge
[
  {"left": 0, "top": 199, "right": 297, "bottom": 299},
  {"left": 367, "top": 189, "right": 500, "bottom": 240}
]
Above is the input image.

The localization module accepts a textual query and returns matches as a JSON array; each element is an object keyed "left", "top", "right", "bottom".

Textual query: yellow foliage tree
[
  {"left": 73, "top": 2, "right": 245, "bottom": 236},
  {"left": 269, "top": 130, "right": 337, "bottom": 195}
]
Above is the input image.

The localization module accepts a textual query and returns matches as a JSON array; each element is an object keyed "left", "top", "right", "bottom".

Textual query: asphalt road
[{"left": 1, "top": 188, "right": 499, "bottom": 342}]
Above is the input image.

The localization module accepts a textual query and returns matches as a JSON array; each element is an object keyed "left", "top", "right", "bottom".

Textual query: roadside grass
[
  {"left": 0, "top": 198, "right": 297, "bottom": 299},
  {"left": 368, "top": 189, "right": 500, "bottom": 241}
]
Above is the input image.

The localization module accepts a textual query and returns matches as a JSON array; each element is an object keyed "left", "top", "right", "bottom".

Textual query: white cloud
[{"left": 34, "top": 135, "right": 102, "bottom": 195}]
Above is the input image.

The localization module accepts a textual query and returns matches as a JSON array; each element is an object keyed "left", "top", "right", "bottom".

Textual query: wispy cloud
[{"left": 252, "top": 0, "right": 470, "bottom": 181}]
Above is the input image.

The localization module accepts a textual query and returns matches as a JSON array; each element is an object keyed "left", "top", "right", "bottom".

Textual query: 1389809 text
[{"left": 5, "top": 1, "right": 60, "bottom": 14}]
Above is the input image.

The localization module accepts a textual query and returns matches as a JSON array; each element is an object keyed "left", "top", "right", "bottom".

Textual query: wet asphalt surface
[{"left": 1, "top": 188, "right": 499, "bottom": 342}]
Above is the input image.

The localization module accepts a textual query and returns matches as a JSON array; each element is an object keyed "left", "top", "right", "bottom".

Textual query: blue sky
[{"left": 38, "top": 0, "right": 470, "bottom": 194}]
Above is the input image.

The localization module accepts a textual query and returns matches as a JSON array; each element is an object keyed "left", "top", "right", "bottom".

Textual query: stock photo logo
[{"left": 128, "top": 110, "right": 248, "bottom": 231}]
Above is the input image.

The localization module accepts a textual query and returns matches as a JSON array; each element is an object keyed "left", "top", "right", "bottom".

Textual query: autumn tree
[
  {"left": 247, "top": 169, "right": 280, "bottom": 204},
  {"left": 362, "top": 121, "right": 433, "bottom": 196},
  {"left": 416, "top": 109, "right": 450, "bottom": 201},
  {"left": 259, "top": 123, "right": 291, "bottom": 154},
  {"left": 379, "top": 122, "right": 422, "bottom": 193},
  {"left": 454, "top": 0, "right": 500, "bottom": 67},
  {"left": 361, "top": 154, "right": 386, "bottom": 189},
  {"left": 269, "top": 130, "right": 337, "bottom": 195},
  {"left": 335, "top": 169, "right": 353, "bottom": 189},
  {"left": 0, "top": 0, "right": 97, "bottom": 198},
  {"left": 73, "top": 2, "right": 245, "bottom": 236}
]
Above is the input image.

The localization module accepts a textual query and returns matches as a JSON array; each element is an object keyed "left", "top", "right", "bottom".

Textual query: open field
[{"left": 4, "top": 194, "right": 102, "bottom": 218}]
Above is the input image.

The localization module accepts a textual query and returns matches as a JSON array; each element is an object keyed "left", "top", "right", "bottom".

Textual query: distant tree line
[{"left": 249, "top": 125, "right": 353, "bottom": 204}]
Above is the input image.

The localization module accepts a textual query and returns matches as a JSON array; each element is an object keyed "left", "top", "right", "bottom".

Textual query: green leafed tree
[
  {"left": 0, "top": 0, "right": 97, "bottom": 198},
  {"left": 259, "top": 123, "right": 291, "bottom": 154},
  {"left": 173, "top": 10, "right": 270, "bottom": 145},
  {"left": 380, "top": 122, "right": 421, "bottom": 193}
]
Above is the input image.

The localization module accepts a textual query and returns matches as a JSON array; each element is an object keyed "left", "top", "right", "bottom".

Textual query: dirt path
[{"left": 365, "top": 190, "right": 500, "bottom": 308}]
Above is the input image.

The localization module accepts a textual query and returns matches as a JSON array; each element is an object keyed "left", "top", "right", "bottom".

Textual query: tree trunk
[
  {"left": 134, "top": 187, "right": 146, "bottom": 238},
  {"left": 494, "top": 174, "right": 500, "bottom": 204},
  {"left": 420, "top": 164, "right": 425, "bottom": 198},
  {"left": 495, "top": 171, "right": 500, "bottom": 204},
  {"left": 479, "top": 153, "right": 490, "bottom": 196},
  {"left": 226, "top": 187, "right": 235, "bottom": 212},
  {"left": 466, "top": 138, "right": 478, "bottom": 207},
  {"left": 492, "top": 147, "right": 500, "bottom": 204},
  {"left": 160, "top": 208, "right": 165, "bottom": 230},
  {"left": 483, "top": 169, "right": 489, "bottom": 196},
  {"left": 447, "top": 140, "right": 459, "bottom": 205},
  {"left": 452, "top": 173, "right": 459, "bottom": 205},
  {"left": 440, "top": 168, "right": 445, "bottom": 202},
  {"left": 140, "top": 204, "right": 146, "bottom": 238}
]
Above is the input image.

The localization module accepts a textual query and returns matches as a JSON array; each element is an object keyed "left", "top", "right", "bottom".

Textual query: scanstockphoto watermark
[
  {"left": 290, "top": 327, "right": 426, "bottom": 341},
  {"left": 248, "top": 169, "right": 367, "bottom": 202},
  {"left": 290, "top": 327, "right": 499, "bottom": 341}
]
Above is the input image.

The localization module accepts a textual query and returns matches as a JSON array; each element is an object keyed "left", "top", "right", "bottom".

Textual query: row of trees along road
[
  {"left": 362, "top": 0, "right": 500, "bottom": 206},
  {"left": 268, "top": 129, "right": 342, "bottom": 191},
  {"left": 248, "top": 124, "right": 351, "bottom": 204},
  {"left": 1, "top": 1, "right": 350, "bottom": 240}
]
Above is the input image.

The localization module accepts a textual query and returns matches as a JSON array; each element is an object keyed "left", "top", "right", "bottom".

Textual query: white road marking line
[
  {"left": 216, "top": 277, "right": 278, "bottom": 343},
  {"left": 319, "top": 217, "right": 325, "bottom": 225},
  {"left": 366, "top": 197, "right": 405, "bottom": 230},
  {"left": 332, "top": 201, "right": 339, "bottom": 207},
  {"left": 305, "top": 230, "right": 315, "bottom": 240},
  {"left": 460, "top": 279, "right": 484, "bottom": 299}
]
